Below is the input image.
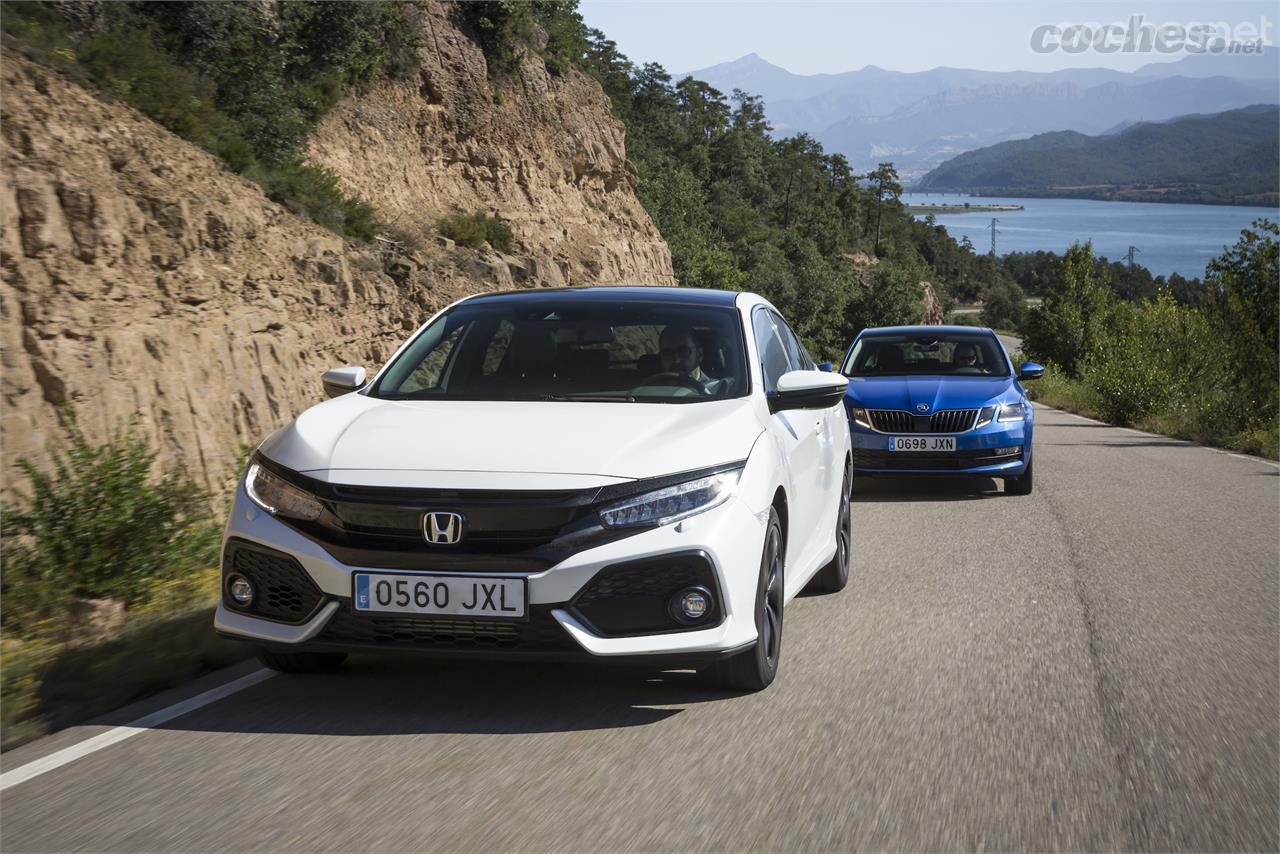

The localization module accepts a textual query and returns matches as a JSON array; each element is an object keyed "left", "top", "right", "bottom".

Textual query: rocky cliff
[
  {"left": 308, "top": 1, "right": 673, "bottom": 287},
  {"left": 1, "top": 3, "right": 674, "bottom": 496}
]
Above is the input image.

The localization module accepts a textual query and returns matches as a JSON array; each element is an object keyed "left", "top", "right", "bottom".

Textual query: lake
[{"left": 905, "top": 193, "right": 1279, "bottom": 278}]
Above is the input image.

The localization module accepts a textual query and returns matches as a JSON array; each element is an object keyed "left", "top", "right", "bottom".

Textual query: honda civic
[{"left": 216, "top": 287, "right": 851, "bottom": 691}]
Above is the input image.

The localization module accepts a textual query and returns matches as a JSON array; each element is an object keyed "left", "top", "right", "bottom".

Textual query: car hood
[
  {"left": 258, "top": 394, "right": 762, "bottom": 486},
  {"left": 844, "top": 375, "right": 1017, "bottom": 411}
]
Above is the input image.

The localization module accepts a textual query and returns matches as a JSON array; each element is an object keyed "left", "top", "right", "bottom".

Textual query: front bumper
[
  {"left": 848, "top": 418, "right": 1030, "bottom": 476},
  {"left": 215, "top": 482, "right": 766, "bottom": 662}
]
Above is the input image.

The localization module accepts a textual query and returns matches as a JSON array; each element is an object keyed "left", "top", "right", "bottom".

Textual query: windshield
[
  {"left": 369, "top": 300, "right": 749, "bottom": 403},
  {"left": 842, "top": 332, "right": 1011, "bottom": 377}
]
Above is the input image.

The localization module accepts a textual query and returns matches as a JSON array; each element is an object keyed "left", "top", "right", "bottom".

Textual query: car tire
[
  {"left": 255, "top": 647, "right": 347, "bottom": 674},
  {"left": 807, "top": 463, "right": 852, "bottom": 594},
  {"left": 1005, "top": 457, "right": 1034, "bottom": 495},
  {"left": 705, "top": 508, "right": 784, "bottom": 692}
]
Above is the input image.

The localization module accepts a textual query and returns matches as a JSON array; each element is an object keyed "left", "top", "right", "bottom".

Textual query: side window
[
  {"left": 771, "top": 311, "right": 814, "bottom": 371},
  {"left": 752, "top": 308, "right": 791, "bottom": 393}
]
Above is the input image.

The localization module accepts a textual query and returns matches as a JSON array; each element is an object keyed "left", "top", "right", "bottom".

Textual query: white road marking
[
  {"left": 1034, "top": 404, "right": 1280, "bottom": 468},
  {"left": 0, "top": 668, "right": 276, "bottom": 791}
]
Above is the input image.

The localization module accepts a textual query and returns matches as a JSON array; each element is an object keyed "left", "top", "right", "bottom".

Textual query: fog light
[
  {"left": 674, "top": 587, "right": 712, "bottom": 622},
  {"left": 995, "top": 446, "right": 1020, "bottom": 456},
  {"left": 228, "top": 574, "right": 255, "bottom": 607}
]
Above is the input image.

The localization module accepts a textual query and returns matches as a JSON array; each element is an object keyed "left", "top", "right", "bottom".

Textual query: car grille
[
  {"left": 867, "top": 409, "right": 978, "bottom": 434},
  {"left": 853, "top": 448, "right": 1020, "bottom": 470},
  {"left": 315, "top": 603, "right": 576, "bottom": 652},
  {"left": 223, "top": 539, "right": 324, "bottom": 624}
]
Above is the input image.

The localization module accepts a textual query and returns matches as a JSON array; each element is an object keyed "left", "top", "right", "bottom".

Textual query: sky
[{"left": 578, "top": 0, "right": 1278, "bottom": 75}]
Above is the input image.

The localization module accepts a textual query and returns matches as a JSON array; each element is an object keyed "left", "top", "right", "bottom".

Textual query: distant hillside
[
  {"left": 682, "top": 52, "right": 1279, "bottom": 178},
  {"left": 916, "top": 105, "right": 1279, "bottom": 206}
]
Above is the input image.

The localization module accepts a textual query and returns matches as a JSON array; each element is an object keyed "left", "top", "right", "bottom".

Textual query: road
[{"left": 2, "top": 406, "right": 1277, "bottom": 851}]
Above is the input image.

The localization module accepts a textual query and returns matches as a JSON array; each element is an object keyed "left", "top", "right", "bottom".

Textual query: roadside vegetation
[
  {"left": 0, "top": 0, "right": 420, "bottom": 241},
  {"left": 1, "top": 424, "right": 249, "bottom": 749},
  {"left": 1020, "top": 221, "right": 1278, "bottom": 458}
]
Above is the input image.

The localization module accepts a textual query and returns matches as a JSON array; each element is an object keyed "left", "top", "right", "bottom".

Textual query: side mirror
[
  {"left": 768, "top": 370, "right": 849, "bottom": 413},
  {"left": 322, "top": 366, "right": 367, "bottom": 399},
  {"left": 816, "top": 362, "right": 834, "bottom": 373},
  {"left": 1018, "top": 362, "right": 1045, "bottom": 381}
]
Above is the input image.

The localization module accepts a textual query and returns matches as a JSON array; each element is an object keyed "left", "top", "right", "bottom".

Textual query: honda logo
[{"left": 423, "top": 511, "right": 465, "bottom": 545}]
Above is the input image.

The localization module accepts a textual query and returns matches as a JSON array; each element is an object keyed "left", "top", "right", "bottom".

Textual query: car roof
[
  {"left": 462, "top": 286, "right": 741, "bottom": 308},
  {"left": 856, "top": 325, "right": 996, "bottom": 337}
]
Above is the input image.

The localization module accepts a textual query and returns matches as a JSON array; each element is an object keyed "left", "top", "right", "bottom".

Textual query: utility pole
[
  {"left": 1126, "top": 245, "right": 1141, "bottom": 272},
  {"left": 989, "top": 218, "right": 999, "bottom": 256}
]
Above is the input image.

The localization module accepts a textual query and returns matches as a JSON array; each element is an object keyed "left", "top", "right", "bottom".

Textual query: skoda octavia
[
  {"left": 840, "top": 326, "right": 1043, "bottom": 493},
  {"left": 216, "top": 287, "right": 851, "bottom": 690}
]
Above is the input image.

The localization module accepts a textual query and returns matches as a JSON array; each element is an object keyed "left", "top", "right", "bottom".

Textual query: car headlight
[
  {"left": 245, "top": 461, "right": 323, "bottom": 521},
  {"left": 600, "top": 469, "right": 741, "bottom": 528},
  {"left": 974, "top": 405, "right": 998, "bottom": 428},
  {"left": 847, "top": 405, "right": 873, "bottom": 429},
  {"left": 998, "top": 402, "right": 1028, "bottom": 422}
]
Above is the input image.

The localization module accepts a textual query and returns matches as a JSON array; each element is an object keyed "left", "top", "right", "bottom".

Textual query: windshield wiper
[{"left": 536, "top": 393, "right": 638, "bottom": 402}]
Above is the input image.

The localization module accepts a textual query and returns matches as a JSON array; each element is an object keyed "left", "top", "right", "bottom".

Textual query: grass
[
  {"left": 1, "top": 569, "right": 251, "bottom": 751},
  {"left": 1025, "top": 370, "right": 1279, "bottom": 460}
]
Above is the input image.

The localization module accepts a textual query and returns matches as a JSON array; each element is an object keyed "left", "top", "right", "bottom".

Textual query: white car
[{"left": 216, "top": 287, "right": 851, "bottom": 690}]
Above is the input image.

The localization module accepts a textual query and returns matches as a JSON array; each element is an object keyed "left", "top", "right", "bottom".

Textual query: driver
[
  {"left": 659, "top": 325, "right": 723, "bottom": 394},
  {"left": 954, "top": 342, "right": 978, "bottom": 368}
]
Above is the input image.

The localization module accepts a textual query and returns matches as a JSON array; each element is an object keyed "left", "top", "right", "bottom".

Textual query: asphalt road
[{"left": 3, "top": 406, "right": 1277, "bottom": 852}]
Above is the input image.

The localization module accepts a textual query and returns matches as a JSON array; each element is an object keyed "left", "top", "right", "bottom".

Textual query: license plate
[
  {"left": 354, "top": 573, "right": 527, "bottom": 619},
  {"left": 891, "top": 436, "right": 956, "bottom": 451}
]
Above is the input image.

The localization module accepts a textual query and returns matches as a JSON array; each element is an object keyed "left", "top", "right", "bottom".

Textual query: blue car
[{"left": 838, "top": 325, "right": 1044, "bottom": 494}]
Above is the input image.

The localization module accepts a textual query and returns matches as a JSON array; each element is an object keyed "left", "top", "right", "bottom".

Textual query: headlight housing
[
  {"left": 600, "top": 468, "right": 741, "bottom": 528},
  {"left": 974, "top": 405, "right": 998, "bottom": 428},
  {"left": 998, "top": 402, "right": 1028, "bottom": 422},
  {"left": 245, "top": 461, "right": 324, "bottom": 521},
  {"left": 847, "top": 404, "right": 873, "bottom": 429}
]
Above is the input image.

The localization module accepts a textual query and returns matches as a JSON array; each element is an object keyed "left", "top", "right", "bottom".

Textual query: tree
[
  {"left": 865, "top": 162, "right": 902, "bottom": 252},
  {"left": 1203, "top": 219, "right": 1279, "bottom": 418},
  {"left": 1021, "top": 242, "right": 1114, "bottom": 376},
  {"left": 981, "top": 278, "right": 1028, "bottom": 331}
]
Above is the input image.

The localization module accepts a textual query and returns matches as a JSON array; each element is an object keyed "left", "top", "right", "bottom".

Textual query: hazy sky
[{"left": 578, "top": 0, "right": 1278, "bottom": 75}]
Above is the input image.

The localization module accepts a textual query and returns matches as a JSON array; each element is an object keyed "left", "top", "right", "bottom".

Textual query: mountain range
[
  {"left": 916, "top": 104, "right": 1279, "bottom": 206},
  {"left": 682, "top": 51, "right": 1279, "bottom": 179}
]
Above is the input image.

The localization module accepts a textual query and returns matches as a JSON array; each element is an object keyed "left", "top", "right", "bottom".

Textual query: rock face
[
  {"left": 1, "top": 8, "right": 673, "bottom": 497},
  {"left": 307, "top": 1, "right": 673, "bottom": 288}
]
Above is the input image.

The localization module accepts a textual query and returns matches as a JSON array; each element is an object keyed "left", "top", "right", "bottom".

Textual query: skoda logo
[
  {"left": 423, "top": 511, "right": 464, "bottom": 545},
  {"left": 916, "top": 403, "right": 930, "bottom": 413}
]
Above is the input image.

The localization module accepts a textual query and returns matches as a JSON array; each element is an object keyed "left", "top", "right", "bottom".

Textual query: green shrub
[
  {"left": 439, "top": 212, "right": 515, "bottom": 252},
  {"left": 1, "top": 420, "right": 221, "bottom": 634},
  {"left": 249, "top": 159, "right": 378, "bottom": 241}
]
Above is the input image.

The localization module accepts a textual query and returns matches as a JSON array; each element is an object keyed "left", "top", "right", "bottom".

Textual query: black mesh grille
[
  {"left": 868, "top": 409, "right": 977, "bottom": 433},
  {"left": 571, "top": 553, "right": 721, "bottom": 636},
  {"left": 316, "top": 604, "right": 574, "bottom": 651},
  {"left": 574, "top": 563, "right": 702, "bottom": 605},
  {"left": 853, "top": 448, "right": 1021, "bottom": 470},
  {"left": 223, "top": 540, "right": 324, "bottom": 623}
]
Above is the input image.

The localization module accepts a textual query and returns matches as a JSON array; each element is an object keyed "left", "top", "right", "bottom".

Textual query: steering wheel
[{"left": 631, "top": 372, "right": 710, "bottom": 396}]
